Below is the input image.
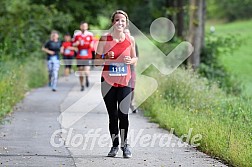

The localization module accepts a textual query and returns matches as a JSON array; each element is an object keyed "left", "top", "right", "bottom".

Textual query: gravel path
[{"left": 0, "top": 71, "right": 227, "bottom": 167}]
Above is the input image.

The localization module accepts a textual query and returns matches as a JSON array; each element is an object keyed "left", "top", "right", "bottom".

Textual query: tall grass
[
  {"left": 0, "top": 58, "right": 47, "bottom": 119},
  {"left": 139, "top": 67, "right": 252, "bottom": 167}
]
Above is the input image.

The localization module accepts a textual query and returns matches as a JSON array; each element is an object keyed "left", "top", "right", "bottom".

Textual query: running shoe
[
  {"left": 130, "top": 105, "right": 138, "bottom": 113},
  {"left": 81, "top": 85, "right": 84, "bottom": 91},
  {"left": 121, "top": 144, "right": 132, "bottom": 158},
  {"left": 107, "top": 147, "right": 119, "bottom": 157},
  {"left": 132, "top": 109, "right": 138, "bottom": 113}
]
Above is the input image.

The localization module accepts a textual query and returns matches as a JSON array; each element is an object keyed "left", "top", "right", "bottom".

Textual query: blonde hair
[
  {"left": 51, "top": 30, "right": 58, "bottom": 35},
  {"left": 50, "top": 30, "right": 59, "bottom": 40}
]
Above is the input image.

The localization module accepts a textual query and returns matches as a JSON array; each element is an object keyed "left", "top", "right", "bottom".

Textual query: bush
[
  {"left": 207, "top": 0, "right": 252, "bottom": 21},
  {"left": 146, "top": 33, "right": 242, "bottom": 95},
  {"left": 199, "top": 33, "right": 243, "bottom": 95},
  {"left": 0, "top": 0, "right": 69, "bottom": 119},
  {"left": 0, "top": 0, "right": 73, "bottom": 61}
]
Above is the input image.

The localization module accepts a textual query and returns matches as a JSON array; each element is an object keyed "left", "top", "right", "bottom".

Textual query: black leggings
[{"left": 101, "top": 78, "right": 131, "bottom": 147}]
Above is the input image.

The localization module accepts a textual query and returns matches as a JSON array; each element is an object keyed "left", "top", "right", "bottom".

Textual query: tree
[
  {"left": 176, "top": 0, "right": 184, "bottom": 38},
  {"left": 187, "top": 0, "right": 206, "bottom": 69},
  {"left": 0, "top": 0, "right": 73, "bottom": 60},
  {"left": 30, "top": 0, "right": 116, "bottom": 32},
  {"left": 165, "top": 0, "right": 175, "bottom": 22}
]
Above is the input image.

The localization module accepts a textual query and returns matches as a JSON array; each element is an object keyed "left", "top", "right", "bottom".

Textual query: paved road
[{"left": 0, "top": 71, "right": 227, "bottom": 167}]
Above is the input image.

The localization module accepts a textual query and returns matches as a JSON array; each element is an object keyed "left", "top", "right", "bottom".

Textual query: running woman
[
  {"left": 95, "top": 10, "right": 138, "bottom": 158},
  {"left": 124, "top": 28, "right": 139, "bottom": 113},
  {"left": 73, "top": 22, "right": 94, "bottom": 91},
  {"left": 42, "top": 30, "right": 61, "bottom": 92},
  {"left": 60, "top": 32, "right": 76, "bottom": 80}
]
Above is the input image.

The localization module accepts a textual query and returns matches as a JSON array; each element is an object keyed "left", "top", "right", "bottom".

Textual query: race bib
[
  {"left": 64, "top": 49, "right": 71, "bottom": 55},
  {"left": 109, "top": 63, "right": 127, "bottom": 76},
  {"left": 80, "top": 49, "right": 88, "bottom": 56}
]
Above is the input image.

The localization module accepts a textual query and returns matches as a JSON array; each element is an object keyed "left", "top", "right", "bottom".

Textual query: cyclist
[{"left": 42, "top": 30, "right": 61, "bottom": 92}]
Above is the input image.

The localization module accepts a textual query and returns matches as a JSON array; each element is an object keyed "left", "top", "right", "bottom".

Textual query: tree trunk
[
  {"left": 176, "top": 0, "right": 184, "bottom": 38},
  {"left": 187, "top": 0, "right": 205, "bottom": 69},
  {"left": 166, "top": 0, "right": 175, "bottom": 22},
  {"left": 201, "top": 0, "right": 206, "bottom": 49}
]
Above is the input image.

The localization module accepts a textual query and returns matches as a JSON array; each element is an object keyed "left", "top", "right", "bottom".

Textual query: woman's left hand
[{"left": 124, "top": 56, "right": 131, "bottom": 64}]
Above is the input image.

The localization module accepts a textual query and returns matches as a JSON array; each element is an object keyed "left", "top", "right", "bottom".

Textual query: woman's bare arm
[
  {"left": 42, "top": 46, "right": 54, "bottom": 55},
  {"left": 129, "top": 36, "right": 138, "bottom": 64}
]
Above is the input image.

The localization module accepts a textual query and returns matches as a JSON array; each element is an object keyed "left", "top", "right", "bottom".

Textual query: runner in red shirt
[
  {"left": 95, "top": 10, "right": 138, "bottom": 158},
  {"left": 124, "top": 29, "right": 139, "bottom": 113},
  {"left": 73, "top": 22, "right": 93, "bottom": 91},
  {"left": 60, "top": 32, "right": 76, "bottom": 80}
]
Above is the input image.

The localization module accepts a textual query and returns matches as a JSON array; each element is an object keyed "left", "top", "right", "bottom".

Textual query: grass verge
[
  {"left": 138, "top": 67, "right": 252, "bottom": 167},
  {"left": 0, "top": 58, "right": 47, "bottom": 119}
]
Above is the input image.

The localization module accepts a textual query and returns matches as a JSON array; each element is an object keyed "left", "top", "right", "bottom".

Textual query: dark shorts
[
  {"left": 76, "top": 59, "right": 93, "bottom": 68},
  {"left": 63, "top": 56, "right": 74, "bottom": 68}
]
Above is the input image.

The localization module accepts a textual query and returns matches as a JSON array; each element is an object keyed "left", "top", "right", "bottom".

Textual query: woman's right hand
[
  {"left": 49, "top": 51, "right": 55, "bottom": 55},
  {"left": 107, "top": 51, "right": 114, "bottom": 59}
]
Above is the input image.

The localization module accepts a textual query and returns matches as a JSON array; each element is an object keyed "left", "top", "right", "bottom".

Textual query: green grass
[
  {"left": 0, "top": 54, "right": 74, "bottom": 120},
  {"left": 206, "top": 20, "right": 252, "bottom": 97},
  {"left": 0, "top": 57, "right": 47, "bottom": 119},
  {"left": 138, "top": 67, "right": 252, "bottom": 167}
]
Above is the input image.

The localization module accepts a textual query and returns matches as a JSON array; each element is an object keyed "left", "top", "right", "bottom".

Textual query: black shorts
[
  {"left": 63, "top": 56, "right": 74, "bottom": 68},
  {"left": 77, "top": 59, "right": 93, "bottom": 68}
]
